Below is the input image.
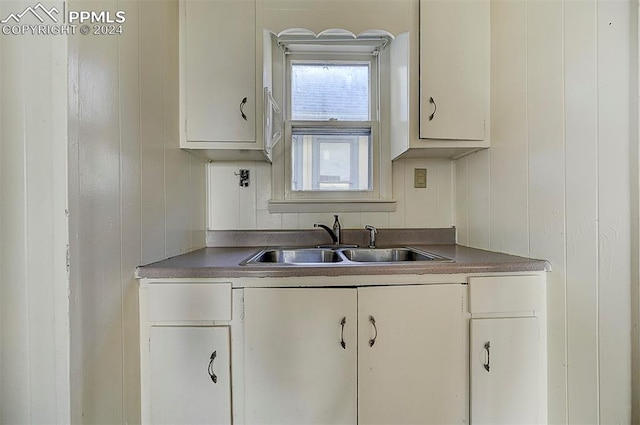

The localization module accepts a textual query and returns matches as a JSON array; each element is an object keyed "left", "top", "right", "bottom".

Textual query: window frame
[{"left": 283, "top": 52, "right": 381, "bottom": 201}]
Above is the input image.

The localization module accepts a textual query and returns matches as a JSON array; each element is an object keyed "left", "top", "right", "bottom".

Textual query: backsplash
[{"left": 207, "top": 158, "right": 454, "bottom": 230}]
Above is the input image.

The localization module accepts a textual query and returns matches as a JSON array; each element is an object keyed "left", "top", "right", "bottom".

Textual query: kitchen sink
[
  {"left": 240, "top": 246, "right": 452, "bottom": 265},
  {"left": 338, "top": 247, "right": 453, "bottom": 263},
  {"left": 240, "top": 248, "right": 343, "bottom": 265}
]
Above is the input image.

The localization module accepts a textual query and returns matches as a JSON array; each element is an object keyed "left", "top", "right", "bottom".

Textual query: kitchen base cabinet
[
  {"left": 139, "top": 281, "right": 234, "bottom": 425},
  {"left": 244, "top": 288, "right": 358, "bottom": 425},
  {"left": 139, "top": 272, "right": 547, "bottom": 425},
  {"left": 358, "top": 285, "right": 466, "bottom": 425},
  {"left": 149, "top": 326, "right": 232, "bottom": 425},
  {"left": 470, "top": 318, "right": 540, "bottom": 424},
  {"left": 243, "top": 285, "right": 466, "bottom": 425},
  {"left": 468, "top": 275, "right": 547, "bottom": 424}
]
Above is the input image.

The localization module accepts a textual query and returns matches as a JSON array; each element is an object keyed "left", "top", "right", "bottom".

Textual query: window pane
[
  {"left": 291, "top": 63, "right": 370, "bottom": 121},
  {"left": 291, "top": 128, "right": 372, "bottom": 191}
]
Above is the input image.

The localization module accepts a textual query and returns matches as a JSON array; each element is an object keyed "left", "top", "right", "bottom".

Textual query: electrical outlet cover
[{"left": 414, "top": 168, "right": 427, "bottom": 188}]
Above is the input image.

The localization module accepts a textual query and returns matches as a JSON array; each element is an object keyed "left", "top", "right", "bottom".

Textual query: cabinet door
[
  {"left": 185, "top": 0, "right": 255, "bottom": 143},
  {"left": 470, "top": 318, "right": 540, "bottom": 424},
  {"left": 358, "top": 285, "right": 466, "bottom": 425},
  {"left": 244, "top": 288, "right": 357, "bottom": 425},
  {"left": 419, "top": 0, "right": 488, "bottom": 140},
  {"left": 149, "top": 326, "right": 231, "bottom": 425}
]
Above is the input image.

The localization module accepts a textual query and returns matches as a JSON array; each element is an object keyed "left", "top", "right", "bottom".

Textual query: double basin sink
[{"left": 240, "top": 246, "right": 453, "bottom": 265}]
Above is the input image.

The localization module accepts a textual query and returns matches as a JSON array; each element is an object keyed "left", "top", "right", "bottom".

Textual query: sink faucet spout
[{"left": 314, "top": 223, "right": 337, "bottom": 244}]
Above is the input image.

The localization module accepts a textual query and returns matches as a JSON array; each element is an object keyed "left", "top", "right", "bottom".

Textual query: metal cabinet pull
[
  {"left": 369, "top": 315, "right": 378, "bottom": 347},
  {"left": 483, "top": 342, "right": 491, "bottom": 372},
  {"left": 429, "top": 96, "right": 437, "bottom": 121},
  {"left": 340, "top": 317, "right": 346, "bottom": 349},
  {"left": 239, "top": 97, "right": 248, "bottom": 121},
  {"left": 207, "top": 351, "right": 218, "bottom": 383}
]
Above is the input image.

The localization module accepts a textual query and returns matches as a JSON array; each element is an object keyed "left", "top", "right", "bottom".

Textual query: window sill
[{"left": 268, "top": 199, "right": 397, "bottom": 214}]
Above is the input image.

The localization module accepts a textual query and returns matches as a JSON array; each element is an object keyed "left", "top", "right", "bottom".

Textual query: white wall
[
  {"left": 456, "top": 0, "right": 637, "bottom": 422},
  {"left": 67, "top": 0, "right": 206, "bottom": 423},
  {"left": 207, "top": 158, "right": 454, "bottom": 230},
  {"left": 0, "top": 1, "right": 71, "bottom": 422}
]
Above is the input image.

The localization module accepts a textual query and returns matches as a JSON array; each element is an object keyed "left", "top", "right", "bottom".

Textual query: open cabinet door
[{"left": 262, "top": 30, "right": 282, "bottom": 161}]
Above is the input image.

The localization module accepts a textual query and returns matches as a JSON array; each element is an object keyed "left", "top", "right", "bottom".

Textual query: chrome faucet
[
  {"left": 314, "top": 215, "right": 343, "bottom": 246},
  {"left": 365, "top": 225, "right": 378, "bottom": 248},
  {"left": 314, "top": 223, "right": 338, "bottom": 245}
]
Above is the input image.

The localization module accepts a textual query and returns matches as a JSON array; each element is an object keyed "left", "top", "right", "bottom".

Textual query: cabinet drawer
[
  {"left": 469, "top": 275, "right": 544, "bottom": 314},
  {"left": 148, "top": 283, "right": 232, "bottom": 322}
]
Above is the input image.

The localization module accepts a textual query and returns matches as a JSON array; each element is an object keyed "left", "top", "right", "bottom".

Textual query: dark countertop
[{"left": 135, "top": 244, "right": 551, "bottom": 279}]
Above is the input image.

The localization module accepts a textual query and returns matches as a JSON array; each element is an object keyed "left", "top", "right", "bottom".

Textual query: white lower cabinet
[
  {"left": 149, "top": 326, "right": 232, "bottom": 425},
  {"left": 139, "top": 281, "right": 234, "bottom": 425},
  {"left": 468, "top": 275, "right": 547, "bottom": 424},
  {"left": 470, "top": 318, "right": 540, "bottom": 424},
  {"left": 139, "top": 274, "right": 547, "bottom": 425},
  {"left": 244, "top": 284, "right": 466, "bottom": 425},
  {"left": 244, "top": 288, "right": 358, "bottom": 425}
]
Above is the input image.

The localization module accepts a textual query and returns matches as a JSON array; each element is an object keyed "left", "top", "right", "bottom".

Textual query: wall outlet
[{"left": 414, "top": 168, "right": 427, "bottom": 188}]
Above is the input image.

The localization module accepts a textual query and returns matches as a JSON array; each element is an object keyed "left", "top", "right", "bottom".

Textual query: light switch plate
[{"left": 414, "top": 168, "right": 427, "bottom": 188}]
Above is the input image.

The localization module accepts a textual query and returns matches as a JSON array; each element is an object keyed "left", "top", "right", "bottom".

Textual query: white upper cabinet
[
  {"left": 419, "top": 0, "right": 489, "bottom": 141},
  {"left": 390, "top": 0, "right": 490, "bottom": 160},
  {"left": 180, "top": 0, "right": 272, "bottom": 161}
]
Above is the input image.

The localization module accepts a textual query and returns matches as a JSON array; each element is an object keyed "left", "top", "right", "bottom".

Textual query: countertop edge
[{"left": 135, "top": 244, "right": 551, "bottom": 279}]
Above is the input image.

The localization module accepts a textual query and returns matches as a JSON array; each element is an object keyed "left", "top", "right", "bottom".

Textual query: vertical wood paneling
[
  {"left": 457, "top": 0, "right": 637, "bottom": 422},
  {"left": 436, "top": 159, "right": 454, "bottom": 226},
  {"left": 489, "top": 0, "right": 529, "bottom": 257},
  {"left": 1, "top": 26, "right": 31, "bottom": 424},
  {"left": 564, "top": 1, "right": 599, "bottom": 422},
  {"left": 238, "top": 163, "right": 258, "bottom": 229},
  {"left": 455, "top": 157, "right": 469, "bottom": 245},
  {"left": 466, "top": 149, "right": 490, "bottom": 249},
  {"left": 360, "top": 212, "right": 391, "bottom": 229},
  {"left": 190, "top": 156, "right": 207, "bottom": 248},
  {"left": 389, "top": 160, "right": 407, "bottom": 227},
  {"left": 118, "top": 1, "right": 142, "bottom": 423},
  {"left": 24, "top": 30, "right": 59, "bottom": 422},
  {"left": 526, "top": 3, "right": 566, "bottom": 423},
  {"left": 140, "top": 1, "right": 167, "bottom": 264},
  {"left": 1, "top": 7, "right": 71, "bottom": 421},
  {"left": 405, "top": 158, "right": 440, "bottom": 227},
  {"left": 208, "top": 162, "right": 241, "bottom": 229},
  {"left": 596, "top": 1, "right": 633, "bottom": 422},
  {"left": 207, "top": 157, "right": 453, "bottom": 230},
  {"left": 164, "top": 0, "right": 192, "bottom": 257},
  {"left": 65, "top": 1, "right": 207, "bottom": 423},
  {"left": 256, "top": 162, "right": 282, "bottom": 229},
  {"left": 76, "top": 0, "right": 124, "bottom": 419}
]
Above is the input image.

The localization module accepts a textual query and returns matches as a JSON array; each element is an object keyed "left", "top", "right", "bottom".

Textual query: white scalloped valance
[{"left": 276, "top": 28, "right": 394, "bottom": 54}]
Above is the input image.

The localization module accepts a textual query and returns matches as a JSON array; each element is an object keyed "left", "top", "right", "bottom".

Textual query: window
[
  {"left": 285, "top": 52, "right": 379, "bottom": 199},
  {"left": 291, "top": 127, "right": 372, "bottom": 191},
  {"left": 268, "top": 31, "right": 396, "bottom": 212},
  {"left": 289, "top": 61, "right": 373, "bottom": 192}
]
